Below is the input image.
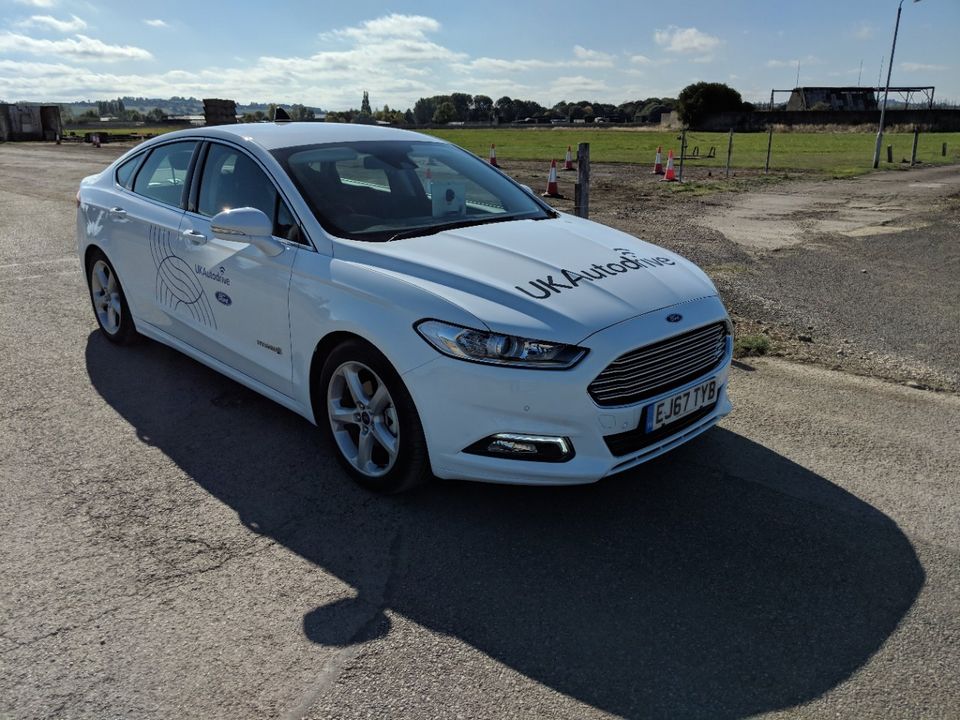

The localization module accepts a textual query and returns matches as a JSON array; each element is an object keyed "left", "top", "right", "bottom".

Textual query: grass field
[
  {"left": 64, "top": 124, "right": 960, "bottom": 177},
  {"left": 421, "top": 128, "right": 960, "bottom": 177}
]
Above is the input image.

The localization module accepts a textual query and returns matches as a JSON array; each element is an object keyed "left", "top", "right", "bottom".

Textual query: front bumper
[{"left": 402, "top": 296, "right": 733, "bottom": 485}]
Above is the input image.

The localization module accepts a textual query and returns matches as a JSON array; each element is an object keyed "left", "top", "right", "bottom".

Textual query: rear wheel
[
  {"left": 86, "top": 249, "right": 138, "bottom": 345},
  {"left": 320, "top": 340, "right": 430, "bottom": 493}
]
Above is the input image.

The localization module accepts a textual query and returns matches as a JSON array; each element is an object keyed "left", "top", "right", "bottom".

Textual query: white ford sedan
[{"left": 77, "top": 122, "right": 732, "bottom": 492}]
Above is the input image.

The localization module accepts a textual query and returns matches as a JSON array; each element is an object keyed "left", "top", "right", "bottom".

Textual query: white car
[{"left": 77, "top": 122, "right": 732, "bottom": 492}]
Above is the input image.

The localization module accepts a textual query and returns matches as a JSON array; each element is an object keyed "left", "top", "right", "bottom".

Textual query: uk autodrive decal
[
  {"left": 149, "top": 225, "right": 218, "bottom": 329},
  {"left": 515, "top": 248, "right": 677, "bottom": 300}
]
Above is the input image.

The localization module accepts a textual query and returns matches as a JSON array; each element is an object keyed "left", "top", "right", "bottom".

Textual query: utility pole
[{"left": 873, "top": 0, "right": 923, "bottom": 169}]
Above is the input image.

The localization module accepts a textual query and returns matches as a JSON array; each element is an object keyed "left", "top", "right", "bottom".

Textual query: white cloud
[
  {"left": 454, "top": 46, "right": 614, "bottom": 75},
  {"left": 0, "top": 15, "right": 468, "bottom": 108},
  {"left": 547, "top": 75, "right": 611, "bottom": 96},
  {"left": 853, "top": 22, "right": 873, "bottom": 40},
  {"left": 456, "top": 57, "right": 552, "bottom": 73},
  {"left": 0, "top": 32, "right": 152, "bottom": 61},
  {"left": 901, "top": 62, "right": 947, "bottom": 72},
  {"left": 16, "top": 14, "right": 86, "bottom": 32},
  {"left": 654, "top": 26, "right": 722, "bottom": 55},
  {"left": 630, "top": 54, "right": 653, "bottom": 65},
  {"left": 15, "top": 0, "right": 56, "bottom": 6},
  {"left": 572, "top": 45, "right": 614, "bottom": 66},
  {"left": 767, "top": 55, "right": 823, "bottom": 68},
  {"left": 144, "top": 19, "right": 168, "bottom": 28},
  {"left": 325, "top": 14, "right": 440, "bottom": 41}
]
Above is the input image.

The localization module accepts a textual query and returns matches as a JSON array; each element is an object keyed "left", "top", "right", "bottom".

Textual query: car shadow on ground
[{"left": 86, "top": 332, "right": 924, "bottom": 719}]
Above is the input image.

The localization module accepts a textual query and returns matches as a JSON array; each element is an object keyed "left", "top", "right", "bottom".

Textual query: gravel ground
[{"left": 1, "top": 142, "right": 958, "bottom": 719}]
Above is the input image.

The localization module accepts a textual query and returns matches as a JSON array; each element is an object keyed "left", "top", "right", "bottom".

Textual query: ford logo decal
[
  {"left": 666, "top": 313, "right": 683, "bottom": 323},
  {"left": 215, "top": 291, "right": 232, "bottom": 306}
]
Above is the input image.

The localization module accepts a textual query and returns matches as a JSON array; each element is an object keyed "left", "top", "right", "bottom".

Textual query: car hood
[{"left": 333, "top": 214, "right": 719, "bottom": 344}]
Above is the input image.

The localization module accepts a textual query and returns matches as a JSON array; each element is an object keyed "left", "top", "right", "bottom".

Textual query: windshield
[{"left": 271, "top": 140, "right": 555, "bottom": 241}]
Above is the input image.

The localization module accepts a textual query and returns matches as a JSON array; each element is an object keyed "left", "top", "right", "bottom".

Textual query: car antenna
[{"left": 273, "top": 106, "right": 291, "bottom": 123}]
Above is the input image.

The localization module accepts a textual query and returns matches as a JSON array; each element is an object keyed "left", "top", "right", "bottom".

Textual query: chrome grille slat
[
  {"left": 588, "top": 322, "right": 728, "bottom": 407},
  {"left": 590, "top": 344, "right": 723, "bottom": 388},
  {"left": 607, "top": 326, "right": 724, "bottom": 367},
  {"left": 590, "top": 347, "right": 724, "bottom": 396},
  {"left": 595, "top": 339, "right": 724, "bottom": 383}
]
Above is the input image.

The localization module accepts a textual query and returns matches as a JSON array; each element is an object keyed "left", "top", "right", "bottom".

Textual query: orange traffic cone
[
  {"left": 488, "top": 143, "right": 499, "bottom": 167},
  {"left": 562, "top": 145, "right": 575, "bottom": 171},
  {"left": 661, "top": 150, "right": 677, "bottom": 182},
  {"left": 652, "top": 145, "right": 664, "bottom": 175},
  {"left": 542, "top": 159, "right": 563, "bottom": 198}
]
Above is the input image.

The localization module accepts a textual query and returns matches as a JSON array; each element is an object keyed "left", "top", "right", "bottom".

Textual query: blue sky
[{"left": 0, "top": 0, "right": 956, "bottom": 108}]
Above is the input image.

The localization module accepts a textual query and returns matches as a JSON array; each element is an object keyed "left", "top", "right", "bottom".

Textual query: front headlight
[{"left": 415, "top": 320, "right": 587, "bottom": 369}]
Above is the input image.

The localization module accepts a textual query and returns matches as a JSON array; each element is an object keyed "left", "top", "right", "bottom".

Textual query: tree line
[
  {"left": 323, "top": 83, "right": 749, "bottom": 127},
  {"left": 51, "top": 82, "right": 752, "bottom": 129}
]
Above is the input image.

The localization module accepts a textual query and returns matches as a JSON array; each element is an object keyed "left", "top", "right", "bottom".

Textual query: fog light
[{"left": 464, "top": 433, "right": 575, "bottom": 463}]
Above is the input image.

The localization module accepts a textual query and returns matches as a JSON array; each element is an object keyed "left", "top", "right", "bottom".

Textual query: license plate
[{"left": 646, "top": 378, "right": 719, "bottom": 432}]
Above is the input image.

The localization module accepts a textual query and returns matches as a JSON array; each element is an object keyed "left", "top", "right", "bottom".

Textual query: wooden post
[
  {"left": 943, "top": 142, "right": 948, "bottom": 157},
  {"left": 911, "top": 126, "right": 919, "bottom": 166},
  {"left": 764, "top": 126, "right": 773, "bottom": 174},
  {"left": 725, "top": 129, "right": 734, "bottom": 178},
  {"left": 575, "top": 142, "right": 590, "bottom": 218},
  {"left": 677, "top": 129, "right": 687, "bottom": 183},
  {"left": 886, "top": 144, "right": 893, "bottom": 164}
]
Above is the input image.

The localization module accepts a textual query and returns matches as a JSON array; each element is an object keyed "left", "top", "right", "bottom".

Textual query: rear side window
[
  {"left": 132, "top": 141, "right": 198, "bottom": 207},
  {"left": 115, "top": 155, "right": 141, "bottom": 189}
]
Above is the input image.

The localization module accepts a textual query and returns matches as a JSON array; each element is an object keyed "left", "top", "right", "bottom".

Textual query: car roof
[{"left": 156, "top": 121, "right": 446, "bottom": 152}]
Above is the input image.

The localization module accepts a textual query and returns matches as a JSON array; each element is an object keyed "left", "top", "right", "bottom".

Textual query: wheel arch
[
  {"left": 308, "top": 330, "right": 377, "bottom": 423},
  {"left": 83, "top": 243, "right": 106, "bottom": 273}
]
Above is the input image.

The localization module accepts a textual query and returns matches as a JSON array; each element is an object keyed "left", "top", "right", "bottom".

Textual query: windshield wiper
[{"left": 386, "top": 214, "right": 529, "bottom": 242}]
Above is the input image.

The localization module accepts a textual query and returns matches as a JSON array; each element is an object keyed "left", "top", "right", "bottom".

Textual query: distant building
[
  {"left": 787, "top": 87, "right": 878, "bottom": 111},
  {"left": 0, "top": 103, "right": 63, "bottom": 141}
]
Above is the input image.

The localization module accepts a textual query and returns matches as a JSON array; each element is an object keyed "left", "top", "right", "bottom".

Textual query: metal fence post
[
  {"left": 575, "top": 142, "right": 590, "bottom": 218},
  {"left": 764, "top": 126, "right": 774, "bottom": 174},
  {"left": 911, "top": 126, "right": 919, "bottom": 166},
  {"left": 677, "top": 129, "right": 687, "bottom": 183},
  {"left": 725, "top": 129, "right": 734, "bottom": 178}
]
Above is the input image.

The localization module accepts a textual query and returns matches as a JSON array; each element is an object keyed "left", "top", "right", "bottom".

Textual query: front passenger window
[{"left": 198, "top": 144, "right": 300, "bottom": 242}]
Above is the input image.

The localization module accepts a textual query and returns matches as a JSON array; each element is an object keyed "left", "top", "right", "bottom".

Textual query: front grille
[{"left": 588, "top": 322, "right": 728, "bottom": 407}]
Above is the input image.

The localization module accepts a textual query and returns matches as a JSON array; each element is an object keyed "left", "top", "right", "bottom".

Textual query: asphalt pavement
[{"left": 1, "top": 143, "right": 957, "bottom": 719}]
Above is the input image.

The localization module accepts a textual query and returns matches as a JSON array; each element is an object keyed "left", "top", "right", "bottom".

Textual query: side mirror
[
  {"left": 520, "top": 184, "right": 535, "bottom": 196},
  {"left": 210, "top": 207, "right": 284, "bottom": 256}
]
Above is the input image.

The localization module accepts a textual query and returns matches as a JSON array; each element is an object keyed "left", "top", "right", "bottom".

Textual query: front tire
[
  {"left": 319, "top": 340, "right": 430, "bottom": 493},
  {"left": 86, "top": 249, "right": 138, "bottom": 345}
]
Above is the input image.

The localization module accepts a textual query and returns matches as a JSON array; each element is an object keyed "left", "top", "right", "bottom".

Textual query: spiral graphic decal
[{"left": 149, "top": 225, "right": 217, "bottom": 329}]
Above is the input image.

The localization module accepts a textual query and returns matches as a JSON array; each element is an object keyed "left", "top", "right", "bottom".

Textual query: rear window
[
  {"left": 115, "top": 154, "right": 141, "bottom": 189},
  {"left": 132, "top": 141, "right": 198, "bottom": 207}
]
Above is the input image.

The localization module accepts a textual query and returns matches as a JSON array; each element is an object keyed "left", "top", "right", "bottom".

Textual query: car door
[
  {"left": 173, "top": 141, "right": 300, "bottom": 396},
  {"left": 101, "top": 140, "right": 199, "bottom": 328}
]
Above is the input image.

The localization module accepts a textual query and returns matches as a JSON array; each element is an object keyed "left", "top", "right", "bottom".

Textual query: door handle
[
  {"left": 182, "top": 229, "right": 207, "bottom": 245},
  {"left": 108, "top": 207, "right": 127, "bottom": 218}
]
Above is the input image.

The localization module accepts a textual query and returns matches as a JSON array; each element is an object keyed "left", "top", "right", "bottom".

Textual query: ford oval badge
[
  {"left": 215, "top": 291, "right": 232, "bottom": 306},
  {"left": 666, "top": 313, "right": 683, "bottom": 323}
]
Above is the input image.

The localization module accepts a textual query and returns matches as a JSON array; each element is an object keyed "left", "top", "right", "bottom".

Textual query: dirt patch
[{"left": 506, "top": 160, "right": 960, "bottom": 393}]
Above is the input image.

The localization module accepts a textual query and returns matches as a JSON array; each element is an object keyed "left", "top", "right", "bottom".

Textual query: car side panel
[{"left": 287, "top": 252, "right": 486, "bottom": 423}]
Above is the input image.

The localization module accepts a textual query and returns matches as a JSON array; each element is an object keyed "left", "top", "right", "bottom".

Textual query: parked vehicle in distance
[{"left": 77, "top": 122, "right": 732, "bottom": 492}]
